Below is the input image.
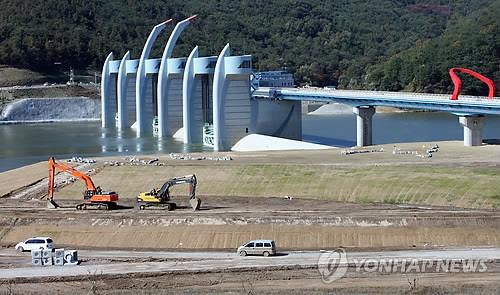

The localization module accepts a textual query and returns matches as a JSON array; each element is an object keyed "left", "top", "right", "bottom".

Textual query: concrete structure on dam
[{"left": 101, "top": 16, "right": 302, "bottom": 151}]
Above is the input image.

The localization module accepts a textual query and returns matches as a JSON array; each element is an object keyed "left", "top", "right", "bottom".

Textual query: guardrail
[{"left": 253, "top": 87, "right": 500, "bottom": 106}]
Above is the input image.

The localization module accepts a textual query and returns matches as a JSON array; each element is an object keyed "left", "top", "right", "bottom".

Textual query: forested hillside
[
  {"left": 0, "top": 0, "right": 498, "bottom": 94},
  {"left": 367, "top": 0, "right": 500, "bottom": 94}
]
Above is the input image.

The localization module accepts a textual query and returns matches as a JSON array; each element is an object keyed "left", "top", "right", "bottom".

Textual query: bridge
[{"left": 253, "top": 87, "right": 500, "bottom": 147}]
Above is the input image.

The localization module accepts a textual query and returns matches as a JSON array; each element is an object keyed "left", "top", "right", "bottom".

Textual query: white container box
[
  {"left": 54, "top": 257, "right": 64, "bottom": 266},
  {"left": 32, "top": 258, "right": 42, "bottom": 266},
  {"left": 64, "top": 250, "right": 78, "bottom": 263},
  {"left": 42, "top": 249, "right": 52, "bottom": 258},
  {"left": 42, "top": 257, "right": 53, "bottom": 266},
  {"left": 54, "top": 248, "right": 65, "bottom": 258},
  {"left": 31, "top": 250, "right": 42, "bottom": 259}
]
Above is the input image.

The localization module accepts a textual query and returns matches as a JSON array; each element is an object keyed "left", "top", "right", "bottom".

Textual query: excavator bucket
[
  {"left": 47, "top": 200, "right": 60, "bottom": 209},
  {"left": 189, "top": 198, "right": 201, "bottom": 211}
]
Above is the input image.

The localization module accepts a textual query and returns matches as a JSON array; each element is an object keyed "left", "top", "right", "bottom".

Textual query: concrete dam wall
[{"left": 0, "top": 97, "right": 101, "bottom": 122}]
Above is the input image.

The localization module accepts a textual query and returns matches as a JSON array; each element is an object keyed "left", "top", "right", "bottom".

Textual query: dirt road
[
  {"left": 1, "top": 248, "right": 499, "bottom": 294},
  {"left": 1, "top": 247, "right": 499, "bottom": 280}
]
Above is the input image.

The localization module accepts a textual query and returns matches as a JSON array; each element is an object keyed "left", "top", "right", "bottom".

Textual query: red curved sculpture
[{"left": 449, "top": 68, "right": 496, "bottom": 100}]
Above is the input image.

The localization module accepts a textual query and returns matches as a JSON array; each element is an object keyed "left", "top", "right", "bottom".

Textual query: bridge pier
[
  {"left": 353, "top": 106, "right": 375, "bottom": 147},
  {"left": 459, "top": 115, "right": 485, "bottom": 146}
]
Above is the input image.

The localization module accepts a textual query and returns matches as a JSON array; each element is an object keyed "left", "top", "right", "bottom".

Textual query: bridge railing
[{"left": 254, "top": 87, "right": 500, "bottom": 105}]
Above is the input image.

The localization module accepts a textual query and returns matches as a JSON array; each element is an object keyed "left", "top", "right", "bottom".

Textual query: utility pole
[{"left": 68, "top": 67, "right": 75, "bottom": 85}]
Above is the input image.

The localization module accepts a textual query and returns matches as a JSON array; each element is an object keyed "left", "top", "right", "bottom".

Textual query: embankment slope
[{"left": 1, "top": 141, "right": 499, "bottom": 251}]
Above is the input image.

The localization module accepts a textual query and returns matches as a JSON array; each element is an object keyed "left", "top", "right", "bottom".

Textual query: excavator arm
[
  {"left": 47, "top": 157, "right": 98, "bottom": 208},
  {"left": 157, "top": 174, "right": 197, "bottom": 202},
  {"left": 139, "top": 174, "right": 200, "bottom": 210}
]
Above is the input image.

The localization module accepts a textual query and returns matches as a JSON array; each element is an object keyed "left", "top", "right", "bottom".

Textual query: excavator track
[
  {"left": 76, "top": 202, "right": 117, "bottom": 211},
  {"left": 138, "top": 202, "right": 176, "bottom": 211}
]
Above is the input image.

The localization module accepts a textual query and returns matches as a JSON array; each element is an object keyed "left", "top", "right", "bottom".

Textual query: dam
[{"left": 101, "top": 16, "right": 301, "bottom": 151}]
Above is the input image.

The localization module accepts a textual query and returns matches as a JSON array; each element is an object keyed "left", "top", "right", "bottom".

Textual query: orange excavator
[{"left": 47, "top": 157, "right": 119, "bottom": 210}]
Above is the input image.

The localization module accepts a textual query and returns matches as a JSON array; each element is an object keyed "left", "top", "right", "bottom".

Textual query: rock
[
  {"left": 68, "top": 156, "right": 96, "bottom": 164},
  {"left": 147, "top": 158, "right": 159, "bottom": 165}
]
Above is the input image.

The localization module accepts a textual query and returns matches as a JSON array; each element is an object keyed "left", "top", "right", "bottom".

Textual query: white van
[
  {"left": 15, "top": 237, "right": 54, "bottom": 252},
  {"left": 237, "top": 240, "right": 276, "bottom": 257}
]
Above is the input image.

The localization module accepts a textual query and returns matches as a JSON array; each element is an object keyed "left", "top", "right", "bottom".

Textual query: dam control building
[{"left": 101, "top": 16, "right": 301, "bottom": 151}]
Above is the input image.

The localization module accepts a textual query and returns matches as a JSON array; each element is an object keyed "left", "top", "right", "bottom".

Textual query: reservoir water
[{"left": 1, "top": 112, "right": 499, "bottom": 172}]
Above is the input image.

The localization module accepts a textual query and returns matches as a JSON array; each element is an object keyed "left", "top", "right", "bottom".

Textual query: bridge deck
[{"left": 253, "top": 87, "right": 500, "bottom": 115}]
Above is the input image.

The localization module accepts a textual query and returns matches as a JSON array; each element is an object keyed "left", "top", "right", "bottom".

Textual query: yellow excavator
[{"left": 137, "top": 174, "right": 201, "bottom": 211}]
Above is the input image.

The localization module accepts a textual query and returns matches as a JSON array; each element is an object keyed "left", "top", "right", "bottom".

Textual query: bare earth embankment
[
  {"left": 0, "top": 79, "right": 100, "bottom": 122},
  {"left": 1, "top": 141, "right": 499, "bottom": 293}
]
